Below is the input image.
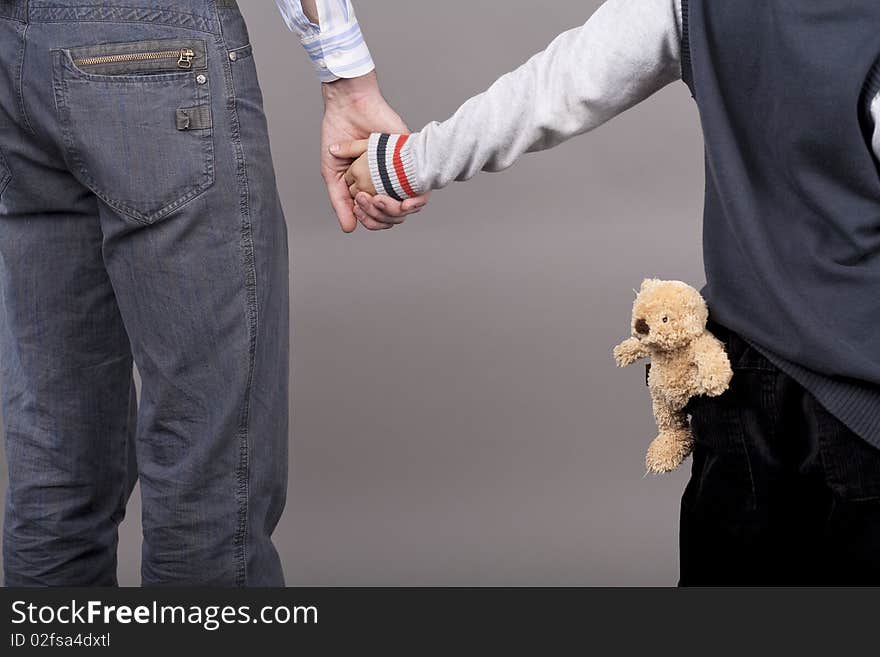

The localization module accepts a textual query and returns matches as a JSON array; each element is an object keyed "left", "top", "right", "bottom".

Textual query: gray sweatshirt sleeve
[{"left": 367, "top": 0, "right": 684, "bottom": 200}]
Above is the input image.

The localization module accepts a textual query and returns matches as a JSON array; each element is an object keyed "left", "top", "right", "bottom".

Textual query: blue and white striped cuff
[{"left": 300, "top": 20, "right": 375, "bottom": 82}]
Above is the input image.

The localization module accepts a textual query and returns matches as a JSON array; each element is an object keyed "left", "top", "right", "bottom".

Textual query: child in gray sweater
[
  {"left": 339, "top": 0, "right": 880, "bottom": 585},
  {"left": 341, "top": 0, "right": 880, "bottom": 204}
]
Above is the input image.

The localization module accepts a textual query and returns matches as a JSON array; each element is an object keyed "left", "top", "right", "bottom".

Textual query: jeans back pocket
[{"left": 52, "top": 39, "right": 215, "bottom": 225}]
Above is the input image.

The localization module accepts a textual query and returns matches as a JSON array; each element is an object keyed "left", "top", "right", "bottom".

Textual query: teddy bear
[{"left": 613, "top": 279, "right": 733, "bottom": 474}]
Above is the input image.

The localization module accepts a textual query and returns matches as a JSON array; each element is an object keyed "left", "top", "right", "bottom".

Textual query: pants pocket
[
  {"left": 684, "top": 368, "right": 768, "bottom": 515},
  {"left": 814, "top": 398, "right": 880, "bottom": 502},
  {"left": 52, "top": 39, "right": 215, "bottom": 225},
  {"left": 0, "top": 147, "right": 11, "bottom": 201}
]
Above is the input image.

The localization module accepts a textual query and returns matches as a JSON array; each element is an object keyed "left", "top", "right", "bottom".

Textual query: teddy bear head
[{"left": 630, "top": 279, "right": 709, "bottom": 351}]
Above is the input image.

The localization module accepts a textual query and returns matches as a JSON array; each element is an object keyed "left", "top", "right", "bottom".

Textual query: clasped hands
[{"left": 321, "top": 73, "right": 427, "bottom": 232}]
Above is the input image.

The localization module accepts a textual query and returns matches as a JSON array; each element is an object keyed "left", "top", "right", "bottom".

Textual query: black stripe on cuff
[{"left": 375, "top": 134, "right": 403, "bottom": 202}]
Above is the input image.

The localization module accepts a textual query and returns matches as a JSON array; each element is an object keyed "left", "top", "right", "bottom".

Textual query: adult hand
[{"left": 321, "top": 72, "right": 428, "bottom": 232}]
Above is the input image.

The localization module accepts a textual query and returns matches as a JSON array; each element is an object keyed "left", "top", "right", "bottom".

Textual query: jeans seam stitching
[
  {"left": 222, "top": 30, "right": 257, "bottom": 587},
  {"left": 16, "top": 23, "right": 36, "bottom": 136},
  {"left": 32, "top": 18, "right": 216, "bottom": 36},
  {"left": 29, "top": 6, "right": 218, "bottom": 35}
]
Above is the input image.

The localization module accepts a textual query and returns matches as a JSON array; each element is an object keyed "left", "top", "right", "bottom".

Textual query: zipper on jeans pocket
[{"left": 73, "top": 48, "right": 196, "bottom": 70}]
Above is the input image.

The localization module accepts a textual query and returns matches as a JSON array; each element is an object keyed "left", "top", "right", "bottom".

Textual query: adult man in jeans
[{"left": 0, "top": 0, "right": 422, "bottom": 586}]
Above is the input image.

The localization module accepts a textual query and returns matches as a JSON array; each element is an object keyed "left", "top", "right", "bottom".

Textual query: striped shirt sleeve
[{"left": 275, "top": 0, "right": 375, "bottom": 82}]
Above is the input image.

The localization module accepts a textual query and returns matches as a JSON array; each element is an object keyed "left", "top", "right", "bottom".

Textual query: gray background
[{"left": 1, "top": 0, "right": 706, "bottom": 586}]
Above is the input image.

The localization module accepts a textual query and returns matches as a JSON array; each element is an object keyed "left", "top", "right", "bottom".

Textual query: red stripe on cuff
[{"left": 392, "top": 134, "right": 416, "bottom": 199}]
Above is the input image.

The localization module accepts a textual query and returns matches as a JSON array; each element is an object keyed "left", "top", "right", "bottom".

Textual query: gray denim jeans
[{"left": 0, "top": 0, "right": 289, "bottom": 586}]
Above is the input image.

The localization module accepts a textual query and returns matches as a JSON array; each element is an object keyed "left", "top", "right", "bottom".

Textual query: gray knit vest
[{"left": 681, "top": 0, "right": 880, "bottom": 446}]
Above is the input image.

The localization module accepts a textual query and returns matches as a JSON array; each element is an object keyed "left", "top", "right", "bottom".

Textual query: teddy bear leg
[
  {"left": 647, "top": 394, "right": 694, "bottom": 474},
  {"left": 646, "top": 426, "right": 694, "bottom": 474}
]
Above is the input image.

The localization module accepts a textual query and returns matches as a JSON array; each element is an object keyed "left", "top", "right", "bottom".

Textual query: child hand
[
  {"left": 345, "top": 152, "right": 376, "bottom": 198},
  {"left": 330, "top": 136, "right": 429, "bottom": 230},
  {"left": 332, "top": 140, "right": 376, "bottom": 198}
]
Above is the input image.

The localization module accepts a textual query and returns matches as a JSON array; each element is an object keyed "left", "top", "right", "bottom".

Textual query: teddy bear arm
[
  {"left": 692, "top": 336, "right": 733, "bottom": 397},
  {"left": 613, "top": 337, "right": 649, "bottom": 367}
]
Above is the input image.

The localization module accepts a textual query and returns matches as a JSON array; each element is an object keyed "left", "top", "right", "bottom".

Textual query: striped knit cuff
[{"left": 367, "top": 133, "right": 422, "bottom": 201}]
